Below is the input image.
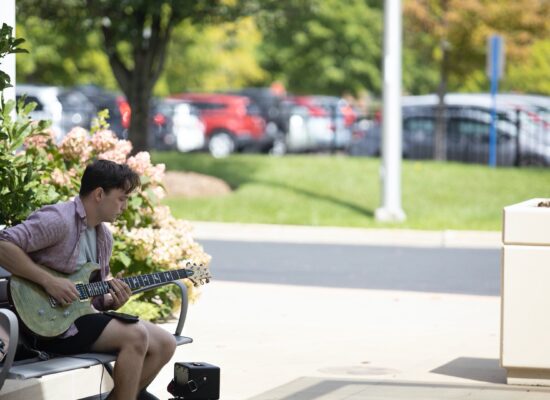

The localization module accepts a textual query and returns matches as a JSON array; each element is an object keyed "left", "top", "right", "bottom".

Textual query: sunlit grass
[{"left": 153, "top": 152, "right": 550, "bottom": 231}]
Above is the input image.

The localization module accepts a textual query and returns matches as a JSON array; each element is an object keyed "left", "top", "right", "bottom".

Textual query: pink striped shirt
[{"left": 0, "top": 196, "right": 113, "bottom": 337}]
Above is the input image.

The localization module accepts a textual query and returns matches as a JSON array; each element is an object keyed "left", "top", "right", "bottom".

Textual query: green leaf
[
  {"left": 118, "top": 252, "right": 132, "bottom": 267},
  {"left": 3, "top": 99, "right": 15, "bottom": 117},
  {"left": 129, "top": 195, "right": 143, "bottom": 208},
  {"left": 22, "top": 100, "right": 37, "bottom": 115},
  {"left": 12, "top": 38, "right": 26, "bottom": 46},
  {"left": 140, "top": 175, "right": 150, "bottom": 185}
]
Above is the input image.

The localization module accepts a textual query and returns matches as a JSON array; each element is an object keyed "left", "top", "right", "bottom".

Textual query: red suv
[{"left": 170, "top": 93, "right": 267, "bottom": 157}]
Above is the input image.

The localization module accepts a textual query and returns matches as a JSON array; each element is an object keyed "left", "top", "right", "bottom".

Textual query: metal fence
[
  {"left": 404, "top": 107, "right": 550, "bottom": 167},
  {"left": 350, "top": 106, "right": 550, "bottom": 167}
]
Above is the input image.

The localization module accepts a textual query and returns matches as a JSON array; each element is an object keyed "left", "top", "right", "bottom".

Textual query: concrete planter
[{"left": 501, "top": 198, "right": 550, "bottom": 385}]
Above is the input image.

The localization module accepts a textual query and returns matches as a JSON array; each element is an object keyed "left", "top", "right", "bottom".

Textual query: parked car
[
  {"left": 73, "top": 84, "right": 127, "bottom": 138},
  {"left": 349, "top": 116, "right": 381, "bottom": 157},
  {"left": 170, "top": 93, "right": 267, "bottom": 157},
  {"left": 401, "top": 105, "right": 520, "bottom": 165},
  {"left": 286, "top": 95, "right": 355, "bottom": 151},
  {"left": 227, "top": 87, "right": 293, "bottom": 154},
  {"left": 350, "top": 94, "right": 550, "bottom": 167},
  {"left": 401, "top": 93, "right": 550, "bottom": 166},
  {"left": 16, "top": 84, "right": 96, "bottom": 141},
  {"left": 150, "top": 98, "right": 205, "bottom": 152}
]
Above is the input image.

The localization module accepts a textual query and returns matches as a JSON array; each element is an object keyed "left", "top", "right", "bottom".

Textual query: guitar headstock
[{"left": 184, "top": 261, "right": 212, "bottom": 287}]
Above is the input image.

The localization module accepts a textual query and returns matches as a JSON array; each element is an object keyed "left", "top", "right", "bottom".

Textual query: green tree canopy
[
  {"left": 16, "top": 17, "right": 117, "bottom": 89},
  {"left": 256, "top": 0, "right": 383, "bottom": 96},
  {"left": 16, "top": 0, "right": 243, "bottom": 152},
  {"left": 156, "top": 17, "right": 266, "bottom": 96},
  {"left": 504, "top": 39, "right": 550, "bottom": 95},
  {"left": 404, "top": 0, "right": 550, "bottom": 95}
]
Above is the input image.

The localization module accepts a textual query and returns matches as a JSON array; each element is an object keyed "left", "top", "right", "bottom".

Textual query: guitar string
[{"left": 76, "top": 268, "right": 191, "bottom": 299}]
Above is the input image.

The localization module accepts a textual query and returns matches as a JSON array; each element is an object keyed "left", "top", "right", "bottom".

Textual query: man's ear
[{"left": 92, "top": 187, "right": 104, "bottom": 202}]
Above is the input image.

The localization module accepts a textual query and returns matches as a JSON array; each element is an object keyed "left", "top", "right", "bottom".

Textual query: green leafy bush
[
  {"left": 0, "top": 23, "right": 27, "bottom": 92},
  {"left": 13, "top": 112, "right": 211, "bottom": 319},
  {"left": 0, "top": 97, "right": 56, "bottom": 226},
  {"left": 0, "top": 24, "right": 211, "bottom": 320}
]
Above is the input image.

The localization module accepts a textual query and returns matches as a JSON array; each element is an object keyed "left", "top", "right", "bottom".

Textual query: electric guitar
[{"left": 9, "top": 261, "right": 211, "bottom": 338}]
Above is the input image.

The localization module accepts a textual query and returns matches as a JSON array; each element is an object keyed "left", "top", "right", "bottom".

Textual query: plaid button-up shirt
[{"left": 0, "top": 196, "right": 113, "bottom": 337}]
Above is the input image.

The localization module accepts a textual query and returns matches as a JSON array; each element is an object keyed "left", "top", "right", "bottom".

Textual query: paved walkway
[
  {"left": 149, "top": 280, "right": 549, "bottom": 400},
  {"left": 143, "top": 223, "right": 550, "bottom": 399},
  {"left": 189, "top": 221, "right": 501, "bottom": 249},
  {"left": 5, "top": 222, "right": 534, "bottom": 400}
]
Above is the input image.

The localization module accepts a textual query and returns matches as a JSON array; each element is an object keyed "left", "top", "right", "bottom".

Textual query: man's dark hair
[{"left": 80, "top": 159, "right": 141, "bottom": 197}]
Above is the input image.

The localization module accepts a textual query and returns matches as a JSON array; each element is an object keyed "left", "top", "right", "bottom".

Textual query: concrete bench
[{"left": 0, "top": 269, "right": 193, "bottom": 397}]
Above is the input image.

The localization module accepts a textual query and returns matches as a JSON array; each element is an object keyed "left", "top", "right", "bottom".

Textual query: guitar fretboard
[{"left": 75, "top": 269, "right": 189, "bottom": 300}]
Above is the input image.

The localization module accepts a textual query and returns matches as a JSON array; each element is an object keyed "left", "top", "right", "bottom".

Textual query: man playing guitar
[{"left": 0, "top": 159, "right": 175, "bottom": 400}]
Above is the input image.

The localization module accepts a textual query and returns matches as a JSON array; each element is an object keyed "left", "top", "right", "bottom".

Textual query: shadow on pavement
[
  {"left": 248, "top": 377, "right": 550, "bottom": 400},
  {"left": 431, "top": 357, "right": 507, "bottom": 384}
]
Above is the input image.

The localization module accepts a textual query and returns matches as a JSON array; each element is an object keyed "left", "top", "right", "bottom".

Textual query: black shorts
[{"left": 30, "top": 313, "right": 115, "bottom": 355}]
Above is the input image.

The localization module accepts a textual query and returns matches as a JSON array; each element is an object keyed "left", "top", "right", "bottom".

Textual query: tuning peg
[{"left": 205, "top": 278, "right": 210, "bottom": 283}]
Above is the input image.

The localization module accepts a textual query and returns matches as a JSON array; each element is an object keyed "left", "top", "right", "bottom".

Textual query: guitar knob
[
  {"left": 38, "top": 309, "right": 45, "bottom": 316},
  {"left": 63, "top": 311, "right": 70, "bottom": 317}
]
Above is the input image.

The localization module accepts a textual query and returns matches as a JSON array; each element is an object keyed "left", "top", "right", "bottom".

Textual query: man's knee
[
  {"left": 147, "top": 327, "right": 176, "bottom": 362},
  {"left": 123, "top": 322, "right": 150, "bottom": 354},
  {"left": 165, "top": 332, "right": 177, "bottom": 357},
  {"left": 158, "top": 330, "right": 177, "bottom": 359}
]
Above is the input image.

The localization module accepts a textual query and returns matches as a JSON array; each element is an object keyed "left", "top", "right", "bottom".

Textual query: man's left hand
[{"left": 107, "top": 273, "right": 131, "bottom": 310}]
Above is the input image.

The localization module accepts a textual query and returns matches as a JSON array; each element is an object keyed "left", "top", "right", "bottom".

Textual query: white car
[
  {"left": 152, "top": 99, "right": 205, "bottom": 152},
  {"left": 15, "top": 84, "right": 95, "bottom": 142}
]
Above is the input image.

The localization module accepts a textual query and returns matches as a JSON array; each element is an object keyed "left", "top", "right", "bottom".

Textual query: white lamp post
[
  {"left": 0, "top": 0, "right": 17, "bottom": 103},
  {"left": 376, "top": 0, "right": 406, "bottom": 222}
]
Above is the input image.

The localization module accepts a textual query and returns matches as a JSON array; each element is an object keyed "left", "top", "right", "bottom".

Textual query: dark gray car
[{"left": 350, "top": 104, "right": 548, "bottom": 167}]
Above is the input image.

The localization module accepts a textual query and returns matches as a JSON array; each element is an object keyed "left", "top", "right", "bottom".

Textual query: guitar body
[
  {"left": 8, "top": 260, "right": 210, "bottom": 338},
  {"left": 10, "top": 263, "right": 99, "bottom": 338}
]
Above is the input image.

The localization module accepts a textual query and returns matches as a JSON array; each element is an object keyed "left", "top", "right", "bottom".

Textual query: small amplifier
[{"left": 168, "top": 362, "right": 220, "bottom": 399}]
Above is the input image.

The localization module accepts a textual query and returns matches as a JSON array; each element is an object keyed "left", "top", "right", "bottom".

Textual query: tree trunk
[
  {"left": 434, "top": 44, "right": 448, "bottom": 161},
  {"left": 433, "top": 0, "right": 450, "bottom": 162},
  {"left": 127, "top": 86, "right": 151, "bottom": 153},
  {"left": 100, "top": 12, "right": 174, "bottom": 154}
]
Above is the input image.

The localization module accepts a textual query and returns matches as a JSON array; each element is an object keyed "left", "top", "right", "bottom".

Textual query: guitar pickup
[{"left": 48, "top": 296, "right": 58, "bottom": 308}]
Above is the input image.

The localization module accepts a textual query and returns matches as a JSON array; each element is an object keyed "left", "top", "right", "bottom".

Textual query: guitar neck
[{"left": 76, "top": 268, "right": 190, "bottom": 300}]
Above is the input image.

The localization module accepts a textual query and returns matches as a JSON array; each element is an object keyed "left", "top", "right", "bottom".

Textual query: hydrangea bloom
[
  {"left": 24, "top": 127, "right": 55, "bottom": 149},
  {"left": 59, "top": 127, "right": 92, "bottom": 162},
  {"left": 32, "top": 124, "right": 210, "bottom": 306}
]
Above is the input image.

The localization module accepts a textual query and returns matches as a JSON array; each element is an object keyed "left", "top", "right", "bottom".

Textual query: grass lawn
[{"left": 152, "top": 152, "right": 550, "bottom": 231}]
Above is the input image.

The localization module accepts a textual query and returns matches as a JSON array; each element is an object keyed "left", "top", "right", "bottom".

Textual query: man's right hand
[{"left": 43, "top": 276, "right": 80, "bottom": 305}]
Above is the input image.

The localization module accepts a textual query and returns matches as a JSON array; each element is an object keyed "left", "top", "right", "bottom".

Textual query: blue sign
[{"left": 487, "top": 35, "right": 505, "bottom": 167}]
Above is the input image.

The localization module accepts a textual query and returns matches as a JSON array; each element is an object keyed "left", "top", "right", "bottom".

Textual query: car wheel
[
  {"left": 269, "top": 137, "right": 287, "bottom": 156},
  {"left": 208, "top": 131, "right": 235, "bottom": 158}
]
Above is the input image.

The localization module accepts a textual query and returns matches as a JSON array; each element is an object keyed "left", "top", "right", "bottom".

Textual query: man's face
[{"left": 99, "top": 188, "right": 129, "bottom": 222}]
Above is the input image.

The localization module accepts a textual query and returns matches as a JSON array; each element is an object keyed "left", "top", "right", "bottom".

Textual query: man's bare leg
[
  {"left": 91, "top": 319, "right": 149, "bottom": 400},
  {"left": 138, "top": 320, "right": 177, "bottom": 390}
]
